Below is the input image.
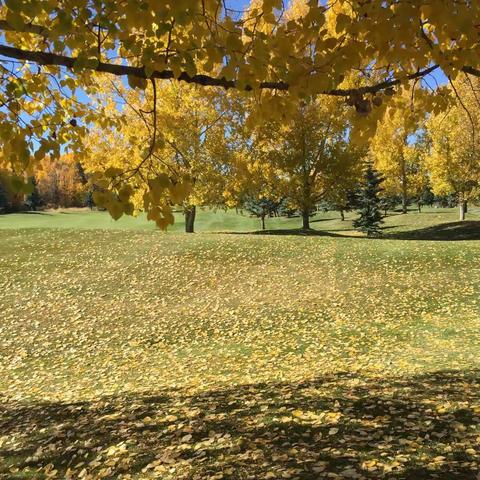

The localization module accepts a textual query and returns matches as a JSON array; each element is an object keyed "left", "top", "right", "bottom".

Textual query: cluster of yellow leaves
[
  {"left": 0, "top": 0, "right": 480, "bottom": 210},
  {"left": 369, "top": 89, "right": 428, "bottom": 203}
]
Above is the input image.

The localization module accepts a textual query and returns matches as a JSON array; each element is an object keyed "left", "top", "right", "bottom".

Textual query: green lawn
[
  {"left": 0, "top": 207, "right": 285, "bottom": 232},
  {"left": 1, "top": 205, "right": 480, "bottom": 236},
  {"left": 1, "top": 208, "right": 480, "bottom": 479}
]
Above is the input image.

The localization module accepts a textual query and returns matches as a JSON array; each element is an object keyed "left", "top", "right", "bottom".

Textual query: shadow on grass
[
  {"left": 218, "top": 221, "right": 480, "bottom": 242},
  {"left": 310, "top": 217, "right": 339, "bottom": 223},
  {"left": 386, "top": 221, "right": 480, "bottom": 241},
  {"left": 0, "top": 211, "right": 53, "bottom": 216},
  {"left": 221, "top": 228, "right": 344, "bottom": 237},
  {"left": 1, "top": 370, "right": 480, "bottom": 479}
]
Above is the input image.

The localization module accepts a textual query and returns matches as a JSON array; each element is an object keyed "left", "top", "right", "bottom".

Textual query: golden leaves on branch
[
  {"left": 90, "top": 169, "right": 192, "bottom": 228},
  {"left": 4, "top": 0, "right": 480, "bottom": 226}
]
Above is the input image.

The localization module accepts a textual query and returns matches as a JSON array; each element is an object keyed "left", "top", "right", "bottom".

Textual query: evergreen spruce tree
[
  {"left": 242, "top": 196, "right": 279, "bottom": 230},
  {"left": 380, "top": 194, "right": 400, "bottom": 217},
  {"left": 418, "top": 184, "right": 435, "bottom": 209},
  {"left": 0, "top": 179, "right": 9, "bottom": 212},
  {"left": 85, "top": 189, "right": 94, "bottom": 209},
  {"left": 354, "top": 164, "right": 385, "bottom": 237},
  {"left": 25, "top": 176, "right": 42, "bottom": 211}
]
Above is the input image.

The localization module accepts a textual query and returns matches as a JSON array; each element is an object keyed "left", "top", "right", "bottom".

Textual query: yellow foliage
[
  {"left": 36, "top": 154, "right": 87, "bottom": 208},
  {"left": 1, "top": 1, "right": 480, "bottom": 221},
  {"left": 82, "top": 78, "right": 229, "bottom": 229},
  {"left": 370, "top": 90, "right": 427, "bottom": 205},
  {"left": 426, "top": 76, "right": 480, "bottom": 202}
]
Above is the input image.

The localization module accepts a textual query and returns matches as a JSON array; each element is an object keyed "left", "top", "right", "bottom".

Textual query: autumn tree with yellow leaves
[
  {"left": 83, "top": 79, "right": 230, "bottom": 232},
  {"left": 252, "top": 95, "right": 362, "bottom": 229},
  {"left": 0, "top": 1, "right": 479, "bottom": 225},
  {"left": 154, "top": 83, "right": 230, "bottom": 232},
  {"left": 370, "top": 92, "right": 428, "bottom": 214},
  {"left": 425, "top": 76, "right": 480, "bottom": 221}
]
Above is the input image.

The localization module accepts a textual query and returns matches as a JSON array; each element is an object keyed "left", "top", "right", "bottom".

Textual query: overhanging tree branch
[
  {"left": 462, "top": 66, "right": 480, "bottom": 77},
  {"left": 0, "top": 42, "right": 289, "bottom": 90},
  {"left": 0, "top": 20, "right": 48, "bottom": 37},
  {"left": 0, "top": 42, "right": 476, "bottom": 97}
]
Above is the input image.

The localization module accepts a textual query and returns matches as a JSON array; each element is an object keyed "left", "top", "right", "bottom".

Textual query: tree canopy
[{"left": 1, "top": 0, "right": 480, "bottom": 225}]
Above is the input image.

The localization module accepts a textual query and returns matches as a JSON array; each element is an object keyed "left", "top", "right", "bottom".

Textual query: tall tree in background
[
  {"left": 426, "top": 76, "right": 480, "bottom": 221},
  {"left": 354, "top": 164, "right": 385, "bottom": 237},
  {"left": 370, "top": 91, "right": 426, "bottom": 214},
  {"left": 84, "top": 80, "right": 229, "bottom": 232},
  {"left": 260, "top": 96, "right": 361, "bottom": 230}
]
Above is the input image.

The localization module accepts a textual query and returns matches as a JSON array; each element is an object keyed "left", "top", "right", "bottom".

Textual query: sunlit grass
[{"left": 1, "top": 208, "right": 480, "bottom": 478}]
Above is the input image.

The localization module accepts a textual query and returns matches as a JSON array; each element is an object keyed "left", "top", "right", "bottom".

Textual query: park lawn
[
  {"left": 1, "top": 205, "right": 479, "bottom": 234},
  {"left": 1, "top": 208, "right": 480, "bottom": 479}
]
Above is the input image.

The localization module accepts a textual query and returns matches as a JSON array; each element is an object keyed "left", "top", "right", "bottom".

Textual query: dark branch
[
  {"left": 0, "top": 43, "right": 288, "bottom": 90},
  {"left": 0, "top": 20, "right": 48, "bottom": 37},
  {"left": 0, "top": 42, "right": 474, "bottom": 98},
  {"left": 462, "top": 66, "right": 480, "bottom": 77},
  {"left": 2, "top": 18, "right": 480, "bottom": 96},
  {"left": 327, "top": 65, "right": 441, "bottom": 97}
]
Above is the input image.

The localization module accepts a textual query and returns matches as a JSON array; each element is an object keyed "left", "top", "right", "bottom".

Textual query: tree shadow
[
  {"left": 2, "top": 370, "right": 480, "bottom": 479},
  {"left": 219, "top": 228, "right": 344, "bottom": 237},
  {"left": 0, "top": 211, "right": 53, "bottom": 216},
  {"left": 416, "top": 211, "right": 455, "bottom": 214},
  {"left": 386, "top": 221, "right": 480, "bottom": 241},
  {"left": 310, "top": 217, "right": 338, "bottom": 223}
]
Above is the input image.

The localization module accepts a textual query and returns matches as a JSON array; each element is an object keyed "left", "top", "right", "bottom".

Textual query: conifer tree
[
  {"left": 25, "top": 177, "right": 42, "bottom": 211},
  {"left": 0, "top": 178, "right": 9, "bottom": 212},
  {"left": 354, "top": 164, "right": 385, "bottom": 237},
  {"left": 416, "top": 184, "right": 435, "bottom": 211},
  {"left": 242, "top": 196, "right": 279, "bottom": 231}
]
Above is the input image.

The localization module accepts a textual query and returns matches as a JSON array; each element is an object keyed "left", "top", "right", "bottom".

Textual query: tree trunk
[
  {"left": 401, "top": 157, "right": 408, "bottom": 214},
  {"left": 340, "top": 210, "right": 345, "bottom": 221},
  {"left": 417, "top": 203, "right": 421, "bottom": 213},
  {"left": 459, "top": 201, "right": 467, "bottom": 221},
  {"left": 301, "top": 210, "right": 310, "bottom": 229},
  {"left": 401, "top": 191, "right": 408, "bottom": 214},
  {"left": 185, "top": 205, "right": 196, "bottom": 233},
  {"left": 261, "top": 214, "right": 266, "bottom": 230}
]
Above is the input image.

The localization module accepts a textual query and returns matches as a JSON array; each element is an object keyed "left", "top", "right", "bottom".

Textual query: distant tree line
[
  {"left": 0, "top": 155, "right": 93, "bottom": 213},
  {"left": 240, "top": 176, "right": 467, "bottom": 233}
]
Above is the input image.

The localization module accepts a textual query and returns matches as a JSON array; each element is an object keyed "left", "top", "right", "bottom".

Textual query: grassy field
[
  {"left": 1, "top": 208, "right": 480, "bottom": 479},
  {"left": 1, "top": 205, "right": 480, "bottom": 236}
]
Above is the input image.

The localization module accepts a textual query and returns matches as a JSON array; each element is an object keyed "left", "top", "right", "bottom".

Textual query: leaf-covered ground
[{"left": 1, "top": 210, "right": 480, "bottom": 479}]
